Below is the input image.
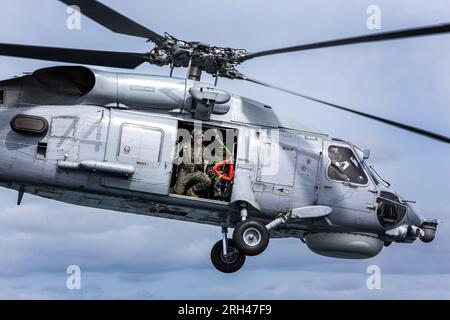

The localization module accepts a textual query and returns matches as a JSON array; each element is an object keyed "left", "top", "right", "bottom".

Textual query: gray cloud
[{"left": 0, "top": 0, "right": 449, "bottom": 299}]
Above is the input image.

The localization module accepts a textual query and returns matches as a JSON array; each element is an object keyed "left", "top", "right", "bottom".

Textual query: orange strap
[{"left": 213, "top": 160, "right": 234, "bottom": 181}]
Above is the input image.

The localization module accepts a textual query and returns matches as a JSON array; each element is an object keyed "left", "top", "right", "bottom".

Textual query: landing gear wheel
[
  {"left": 210, "top": 239, "right": 246, "bottom": 273},
  {"left": 233, "top": 219, "right": 269, "bottom": 256}
]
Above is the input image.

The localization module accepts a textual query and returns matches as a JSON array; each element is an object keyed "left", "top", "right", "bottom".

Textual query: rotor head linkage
[{"left": 147, "top": 33, "right": 247, "bottom": 79}]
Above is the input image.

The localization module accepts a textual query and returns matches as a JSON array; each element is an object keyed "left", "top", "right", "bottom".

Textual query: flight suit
[{"left": 174, "top": 141, "right": 212, "bottom": 195}]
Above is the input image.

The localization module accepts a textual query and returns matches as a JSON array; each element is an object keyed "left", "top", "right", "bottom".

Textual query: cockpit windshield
[
  {"left": 352, "top": 144, "right": 388, "bottom": 187},
  {"left": 327, "top": 145, "right": 368, "bottom": 184},
  {"left": 367, "top": 165, "right": 380, "bottom": 185}
]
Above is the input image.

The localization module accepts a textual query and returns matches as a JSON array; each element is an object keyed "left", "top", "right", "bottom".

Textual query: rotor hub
[{"left": 147, "top": 33, "right": 246, "bottom": 79}]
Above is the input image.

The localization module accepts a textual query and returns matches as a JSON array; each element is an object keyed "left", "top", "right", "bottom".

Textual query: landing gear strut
[
  {"left": 210, "top": 205, "right": 333, "bottom": 272},
  {"left": 210, "top": 227, "right": 246, "bottom": 273}
]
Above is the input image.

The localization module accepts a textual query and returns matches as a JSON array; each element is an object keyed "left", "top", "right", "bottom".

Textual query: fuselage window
[
  {"left": 327, "top": 145, "right": 368, "bottom": 185},
  {"left": 10, "top": 114, "right": 49, "bottom": 135},
  {"left": 376, "top": 195, "right": 407, "bottom": 227}
]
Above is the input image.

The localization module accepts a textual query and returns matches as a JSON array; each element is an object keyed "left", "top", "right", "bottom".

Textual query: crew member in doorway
[{"left": 174, "top": 128, "right": 212, "bottom": 198}]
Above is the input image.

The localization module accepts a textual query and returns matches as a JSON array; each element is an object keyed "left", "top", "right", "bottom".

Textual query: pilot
[
  {"left": 174, "top": 128, "right": 212, "bottom": 197},
  {"left": 328, "top": 147, "right": 351, "bottom": 181}
]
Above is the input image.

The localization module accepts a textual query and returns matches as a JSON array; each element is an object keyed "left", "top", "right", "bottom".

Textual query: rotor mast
[{"left": 187, "top": 60, "right": 202, "bottom": 81}]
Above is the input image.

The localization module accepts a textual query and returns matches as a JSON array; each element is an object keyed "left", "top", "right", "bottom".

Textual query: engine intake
[{"left": 33, "top": 66, "right": 95, "bottom": 96}]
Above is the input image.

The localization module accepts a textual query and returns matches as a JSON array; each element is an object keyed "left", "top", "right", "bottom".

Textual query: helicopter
[{"left": 0, "top": 0, "right": 447, "bottom": 273}]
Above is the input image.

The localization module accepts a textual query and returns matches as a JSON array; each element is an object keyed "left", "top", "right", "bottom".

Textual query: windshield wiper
[{"left": 369, "top": 165, "right": 391, "bottom": 188}]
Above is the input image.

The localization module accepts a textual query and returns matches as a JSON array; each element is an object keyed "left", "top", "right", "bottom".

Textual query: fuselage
[{"left": 0, "top": 66, "right": 431, "bottom": 258}]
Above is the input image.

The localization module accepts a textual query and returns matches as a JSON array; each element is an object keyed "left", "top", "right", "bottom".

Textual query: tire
[
  {"left": 233, "top": 219, "right": 269, "bottom": 256},
  {"left": 210, "top": 239, "right": 246, "bottom": 273}
]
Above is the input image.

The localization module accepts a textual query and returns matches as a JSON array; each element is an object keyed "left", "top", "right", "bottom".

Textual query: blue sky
[{"left": 0, "top": 0, "right": 449, "bottom": 299}]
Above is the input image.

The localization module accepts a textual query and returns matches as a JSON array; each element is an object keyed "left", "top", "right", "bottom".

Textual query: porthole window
[{"left": 10, "top": 114, "right": 49, "bottom": 135}]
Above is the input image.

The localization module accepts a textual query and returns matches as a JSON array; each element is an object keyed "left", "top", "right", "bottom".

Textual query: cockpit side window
[
  {"left": 327, "top": 145, "right": 368, "bottom": 185},
  {"left": 376, "top": 193, "right": 407, "bottom": 227}
]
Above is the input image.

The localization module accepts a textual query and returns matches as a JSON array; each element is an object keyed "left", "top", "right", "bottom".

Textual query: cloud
[
  {"left": 0, "top": 189, "right": 448, "bottom": 299},
  {"left": 0, "top": 0, "right": 449, "bottom": 299}
]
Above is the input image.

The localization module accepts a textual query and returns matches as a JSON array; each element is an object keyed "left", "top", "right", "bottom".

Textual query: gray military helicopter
[{"left": 0, "top": 0, "right": 447, "bottom": 273}]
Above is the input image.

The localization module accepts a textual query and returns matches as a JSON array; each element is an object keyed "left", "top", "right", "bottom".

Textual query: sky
[{"left": 0, "top": 0, "right": 449, "bottom": 299}]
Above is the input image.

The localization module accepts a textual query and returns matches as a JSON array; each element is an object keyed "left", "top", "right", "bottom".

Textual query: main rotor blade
[
  {"left": 58, "top": 0, "right": 165, "bottom": 43},
  {"left": 242, "top": 75, "right": 450, "bottom": 144},
  {"left": 0, "top": 43, "right": 148, "bottom": 69},
  {"left": 241, "top": 23, "right": 450, "bottom": 61}
]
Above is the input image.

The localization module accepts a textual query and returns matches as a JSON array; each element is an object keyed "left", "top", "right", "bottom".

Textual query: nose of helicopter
[
  {"left": 404, "top": 202, "right": 438, "bottom": 243},
  {"left": 405, "top": 202, "right": 422, "bottom": 226}
]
